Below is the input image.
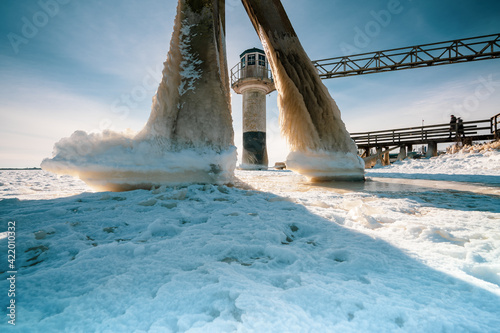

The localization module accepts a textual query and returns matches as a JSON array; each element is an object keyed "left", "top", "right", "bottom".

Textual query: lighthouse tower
[{"left": 231, "top": 48, "right": 275, "bottom": 170}]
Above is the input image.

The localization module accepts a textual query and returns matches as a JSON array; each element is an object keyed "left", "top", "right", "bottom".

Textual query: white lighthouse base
[
  {"left": 286, "top": 150, "right": 365, "bottom": 182},
  {"left": 239, "top": 163, "right": 268, "bottom": 171}
]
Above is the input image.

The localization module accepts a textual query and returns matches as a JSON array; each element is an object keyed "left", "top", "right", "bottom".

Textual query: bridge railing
[
  {"left": 492, "top": 112, "right": 500, "bottom": 139},
  {"left": 350, "top": 119, "right": 493, "bottom": 147}
]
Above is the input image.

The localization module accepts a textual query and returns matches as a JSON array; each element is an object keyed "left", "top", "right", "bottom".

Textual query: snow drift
[{"left": 2, "top": 151, "right": 500, "bottom": 331}]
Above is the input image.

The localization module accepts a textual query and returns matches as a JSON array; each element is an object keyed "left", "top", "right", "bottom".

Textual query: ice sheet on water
[{"left": 0, "top": 169, "right": 91, "bottom": 200}]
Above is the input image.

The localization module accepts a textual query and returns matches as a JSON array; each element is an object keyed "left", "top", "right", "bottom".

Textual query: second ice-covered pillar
[{"left": 241, "top": 0, "right": 365, "bottom": 180}]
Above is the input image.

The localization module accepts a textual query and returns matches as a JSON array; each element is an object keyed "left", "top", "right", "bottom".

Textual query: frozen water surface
[
  {"left": 0, "top": 150, "right": 499, "bottom": 332},
  {"left": 238, "top": 170, "right": 500, "bottom": 197}
]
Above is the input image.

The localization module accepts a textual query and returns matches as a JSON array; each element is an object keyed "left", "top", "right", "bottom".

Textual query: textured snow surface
[{"left": 1, "top": 150, "right": 500, "bottom": 332}]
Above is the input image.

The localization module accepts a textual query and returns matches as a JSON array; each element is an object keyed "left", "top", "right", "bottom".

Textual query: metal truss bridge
[{"left": 312, "top": 33, "right": 500, "bottom": 79}]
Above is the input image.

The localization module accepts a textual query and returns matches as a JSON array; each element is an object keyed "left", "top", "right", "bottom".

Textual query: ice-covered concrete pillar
[
  {"left": 231, "top": 48, "right": 275, "bottom": 169},
  {"left": 138, "top": 0, "right": 233, "bottom": 148},
  {"left": 240, "top": 0, "right": 365, "bottom": 181},
  {"left": 42, "top": 0, "right": 238, "bottom": 191}
]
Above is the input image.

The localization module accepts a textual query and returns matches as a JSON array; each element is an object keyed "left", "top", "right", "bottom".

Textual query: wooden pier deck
[{"left": 351, "top": 113, "right": 499, "bottom": 163}]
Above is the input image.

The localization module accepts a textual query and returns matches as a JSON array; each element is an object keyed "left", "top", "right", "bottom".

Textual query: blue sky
[{"left": 1, "top": 0, "right": 500, "bottom": 167}]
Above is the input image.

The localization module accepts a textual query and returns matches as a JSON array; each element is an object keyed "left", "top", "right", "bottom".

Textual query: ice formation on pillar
[
  {"left": 41, "top": 0, "right": 236, "bottom": 191},
  {"left": 241, "top": 0, "right": 365, "bottom": 181}
]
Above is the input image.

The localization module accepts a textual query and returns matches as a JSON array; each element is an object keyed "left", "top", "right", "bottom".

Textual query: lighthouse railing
[{"left": 230, "top": 61, "right": 273, "bottom": 86}]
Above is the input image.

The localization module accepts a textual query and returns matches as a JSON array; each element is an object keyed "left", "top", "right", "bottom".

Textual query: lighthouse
[{"left": 231, "top": 48, "right": 275, "bottom": 169}]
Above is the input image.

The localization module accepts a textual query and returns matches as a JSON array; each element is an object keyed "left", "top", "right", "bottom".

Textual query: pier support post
[
  {"left": 397, "top": 145, "right": 407, "bottom": 161},
  {"left": 426, "top": 141, "right": 438, "bottom": 158},
  {"left": 375, "top": 147, "right": 390, "bottom": 166},
  {"left": 375, "top": 147, "right": 383, "bottom": 166},
  {"left": 406, "top": 144, "right": 413, "bottom": 157},
  {"left": 382, "top": 148, "right": 390, "bottom": 166}
]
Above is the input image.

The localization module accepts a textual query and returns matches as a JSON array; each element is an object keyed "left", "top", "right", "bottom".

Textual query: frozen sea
[{"left": 1, "top": 149, "right": 499, "bottom": 332}]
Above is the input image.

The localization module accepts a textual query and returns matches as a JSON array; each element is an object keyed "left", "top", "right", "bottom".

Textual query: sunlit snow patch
[{"left": 286, "top": 150, "right": 365, "bottom": 181}]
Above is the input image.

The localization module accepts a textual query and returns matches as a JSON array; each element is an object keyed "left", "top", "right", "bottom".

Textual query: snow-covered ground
[
  {"left": 1, "top": 149, "right": 499, "bottom": 332},
  {"left": 368, "top": 147, "right": 500, "bottom": 185}
]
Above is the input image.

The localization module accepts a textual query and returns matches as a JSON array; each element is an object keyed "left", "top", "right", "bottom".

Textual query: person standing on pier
[
  {"left": 457, "top": 117, "right": 464, "bottom": 138},
  {"left": 449, "top": 115, "right": 457, "bottom": 138}
]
